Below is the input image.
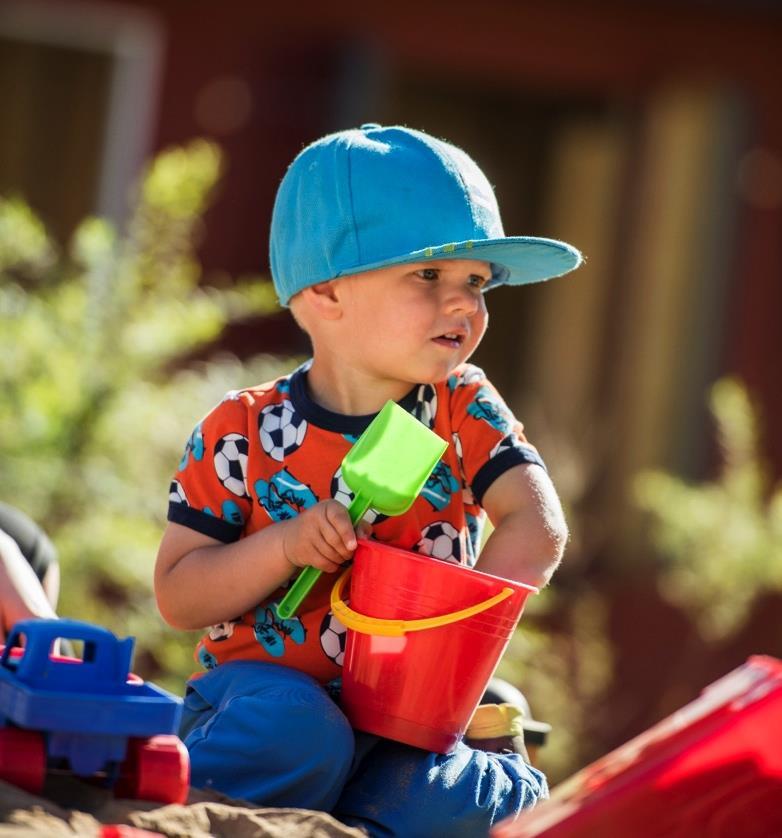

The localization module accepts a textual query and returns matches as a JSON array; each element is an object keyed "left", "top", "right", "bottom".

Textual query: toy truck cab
[
  {"left": 0, "top": 619, "right": 134, "bottom": 693},
  {"left": 0, "top": 618, "right": 188, "bottom": 803}
]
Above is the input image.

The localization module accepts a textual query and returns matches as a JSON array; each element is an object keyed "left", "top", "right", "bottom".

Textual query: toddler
[{"left": 155, "top": 123, "right": 581, "bottom": 837}]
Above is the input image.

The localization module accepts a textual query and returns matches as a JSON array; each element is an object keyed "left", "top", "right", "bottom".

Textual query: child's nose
[{"left": 445, "top": 285, "right": 481, "bottom": 315}]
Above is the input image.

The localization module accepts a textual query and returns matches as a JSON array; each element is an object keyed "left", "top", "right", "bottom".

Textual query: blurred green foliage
[
  {"left": 481, "top": 517, "right": 614, "bottom": 780},
  {"left": 0, "top": 140, "right": 296, "bottom": 692},
  {"left": 496, "top": 585, "right": 613, "bottom": 781},
  {"left": 635, "top": 378, "right": 782, "bottom": 639},
  {"left": 497, "top": 379, "right": 782, "bottom": 783}
]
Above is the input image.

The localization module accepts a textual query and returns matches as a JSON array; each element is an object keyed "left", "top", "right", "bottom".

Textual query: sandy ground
[{"left": 0, "top": 778, "right": 366, "bottom": 837}]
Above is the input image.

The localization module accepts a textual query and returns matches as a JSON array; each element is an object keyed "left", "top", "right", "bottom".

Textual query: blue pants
[{"left": 180, "top": 661, "right": 548, "bottom": 838}]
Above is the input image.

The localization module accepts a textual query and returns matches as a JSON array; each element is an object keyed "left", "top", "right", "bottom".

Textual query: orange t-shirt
[{"left": 168, "top": 362, "right": 545, "bottom": 683}]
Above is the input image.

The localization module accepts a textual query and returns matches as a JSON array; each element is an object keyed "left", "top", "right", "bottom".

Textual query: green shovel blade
[{"left": 277, "top": 401, "right": 447, "bottom": 619}]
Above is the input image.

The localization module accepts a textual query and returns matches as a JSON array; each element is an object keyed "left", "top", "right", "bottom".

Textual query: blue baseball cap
[{"left": 270, "top": 123, "right": 582, "bottom": 306}]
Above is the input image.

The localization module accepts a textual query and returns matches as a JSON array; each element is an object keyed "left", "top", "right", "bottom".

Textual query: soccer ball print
[
  {"left": 259, "top": 399, "right": 307, "bottom": 462},
  {"left": 169, "top": 479, "right": 188, "bottom": 505},
  {"left": 416, "top": 520, "right": 462, "bottom": 563},
  {"left": 330, "top": 467, "right": 387, "bottom": 525},
  {"left": 214, "top": 433, "right": 249, "bottom": 497},
  {"left": 451, "top": 432, "right": 474, "bottom": 503},
  {"left": 320, "top": 610, "right": 347, "bottom": 666},
  {"left": 413, "top": 384, "right": 438, "bottom": 429},
  {"left": 453, "top": 366, "right": 485, "bottom": 388},
  {"left": 208, "top": 619, "right": 241, "bottom": 642},
  {"left": 490, "top": 433, "right": 516, "bottom": 459}
]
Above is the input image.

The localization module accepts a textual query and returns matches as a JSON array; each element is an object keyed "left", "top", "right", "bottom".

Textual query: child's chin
[
  {"left": 402, "top": 355, "right": 469, "bottom": 386},
  {"left": 420, "top": 365, "right": 462, "bottom": 384}
]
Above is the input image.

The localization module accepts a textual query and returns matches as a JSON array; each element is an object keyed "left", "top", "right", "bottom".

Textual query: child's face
[{"left": 334, "top": 258, "right": 490, "bottom": 387}]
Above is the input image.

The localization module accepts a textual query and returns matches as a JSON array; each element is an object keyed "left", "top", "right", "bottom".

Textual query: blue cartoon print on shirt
[
  {"left": 179, "top": 422, "right": 205, "bottom": 470},
  {"left": 197, "top": 645, "right": 218, "bottom": 670},
  {"left": 421, "top": 460, "right": 460, "bottom": 511},
  {"left": 253, "top": 602, "right": 307, "bottom": 657},
  {"left": 202, "top": 502, "right": 245, "bottom": 526},
  {"left": 221, "top": 499, "right": 244, "bottom": 526},
  {"left": 255, "top": 468, "right": 318, "bottom": 522},
  {"left": 467, "top": 386, "right": 512, "bottom": 434}
]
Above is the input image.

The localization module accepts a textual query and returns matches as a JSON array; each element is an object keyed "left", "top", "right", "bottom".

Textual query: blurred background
[{"left": 2, "top": 0, "right": 782, "bottom": 784}]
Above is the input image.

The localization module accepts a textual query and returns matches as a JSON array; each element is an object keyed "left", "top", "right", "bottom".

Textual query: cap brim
[{"left": 337, "top": 236, "right": 582, "bottom": 287}]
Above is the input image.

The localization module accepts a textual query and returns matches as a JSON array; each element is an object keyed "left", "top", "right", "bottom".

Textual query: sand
[{"left": 0, "top": 778, "right": 366, "bottom": 837}]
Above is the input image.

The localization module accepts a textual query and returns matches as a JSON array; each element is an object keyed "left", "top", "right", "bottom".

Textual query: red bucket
[{"left": 331, "top": 539, "right": 537, "bottom": 754}]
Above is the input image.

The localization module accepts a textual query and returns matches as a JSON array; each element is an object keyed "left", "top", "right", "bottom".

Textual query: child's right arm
[{"left": 154, "top": 499, "right": 357, "bottom": 630}]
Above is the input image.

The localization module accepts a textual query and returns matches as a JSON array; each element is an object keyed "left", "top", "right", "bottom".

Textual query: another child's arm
[
  {"left": 475, "top": 463, "right": 568, "bottom": 588},
  {"left": 0, "top": 528, "right": 58, "bottom": 642},
  {"left": 154, "top": 500, "right": 357, "bottom": 630}
]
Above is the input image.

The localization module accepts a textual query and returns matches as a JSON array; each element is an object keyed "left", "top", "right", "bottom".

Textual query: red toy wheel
[
  {"left": 0, "top": 727, "right": 45, "bottom": 794},
  {"left": 115, "top": 735, "right": 189, "bottom": 804}
]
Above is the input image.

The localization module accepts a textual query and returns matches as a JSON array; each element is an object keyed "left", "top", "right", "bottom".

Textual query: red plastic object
[
  {"left": 115, "top": 735, "right": 190, "bottom": 805},
  {"left": 0, "top": 727, "right": 45, "bottom": 794},
  {"left": 339, "top": 540, "right": 536, "bottom": 753},
  {"left": 493, "top": 656, "right": 782, "bottom": 837},
  {"left": 100, "top": 827, "right": 166, "bottom": 838}
]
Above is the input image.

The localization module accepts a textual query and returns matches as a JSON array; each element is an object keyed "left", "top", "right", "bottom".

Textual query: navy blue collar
[{"left": 289, "top": 366, "right": 419, "bottom": 436}]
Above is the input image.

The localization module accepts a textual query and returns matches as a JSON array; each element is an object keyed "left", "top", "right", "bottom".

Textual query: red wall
[{"left": 132, "top": 2, "right": 782, "bottom": 468}]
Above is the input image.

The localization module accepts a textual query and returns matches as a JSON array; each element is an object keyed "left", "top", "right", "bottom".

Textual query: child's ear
[{"left": 300, "top": 281, "right": 343, "bottom": 320}]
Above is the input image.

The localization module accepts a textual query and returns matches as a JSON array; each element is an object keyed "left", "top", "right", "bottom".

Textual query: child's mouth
[{"left": 433, "top": 332, "right": 464, "bottom": 349}]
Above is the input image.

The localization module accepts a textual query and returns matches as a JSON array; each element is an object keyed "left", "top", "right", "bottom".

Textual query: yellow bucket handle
[{"left": 330, "top": 567, "right": 515, "bottom": 637}]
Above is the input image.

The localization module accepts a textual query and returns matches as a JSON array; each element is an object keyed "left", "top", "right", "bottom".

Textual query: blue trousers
[{"left": 180, "top": 661, "right": 548, "bottom": 838}]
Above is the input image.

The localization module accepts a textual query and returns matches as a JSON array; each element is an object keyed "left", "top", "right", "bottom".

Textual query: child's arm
[
  {"left": 0, "top": 529, "right": 58, "bottom": 642},
  {"left": 475, "top": 463, "right": 568, "bottom": 588},
  {"left": 155, "top": 500, "right": 357, "bottom": 630}
]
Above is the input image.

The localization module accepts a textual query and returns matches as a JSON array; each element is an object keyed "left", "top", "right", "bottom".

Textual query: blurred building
[{"left": 2, "top": 0, "right": 782, "bottom": 764}]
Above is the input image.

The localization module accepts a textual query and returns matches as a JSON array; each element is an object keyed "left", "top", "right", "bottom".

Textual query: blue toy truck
[{"left": 0, "top": 618, "right": 189, "bottom": 803}]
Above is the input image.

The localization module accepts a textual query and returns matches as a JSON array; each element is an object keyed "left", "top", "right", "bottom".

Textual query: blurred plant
[
  {"left": 635, "top": 378, "right": 782, "bottom": 640},
  {"left": 495, "top": 586, "right": 613, "bottom": 784},
  {"left": 0, "top": 140, "right": 296, "bottom": 692}
]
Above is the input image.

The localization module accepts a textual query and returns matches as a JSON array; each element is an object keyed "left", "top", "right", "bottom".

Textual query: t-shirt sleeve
[
  {"left": 167, "top": 393, "right": 253, "bottom": 543},
  {"left": 448, "top": 366, "right": 546, "bottom": 507}
]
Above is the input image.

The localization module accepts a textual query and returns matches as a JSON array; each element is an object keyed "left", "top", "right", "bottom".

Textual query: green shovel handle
[
  {"left": 276, "top": 565, "right": 322, "bottom": 619},
  {"left": 277, "top": 493, "right": 370, "bottom": 620}
]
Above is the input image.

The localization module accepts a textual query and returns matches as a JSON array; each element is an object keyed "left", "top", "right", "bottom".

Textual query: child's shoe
[{"left": 465, "top": 702, "right": 530, "bottom": 760}]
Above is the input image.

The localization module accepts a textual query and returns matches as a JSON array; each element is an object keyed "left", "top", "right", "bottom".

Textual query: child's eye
[
  {"left": 468, "top": 274, "right": 489, "bottom": 290},
  {"left": 416, "top": 268, "right": 439, "bottom": 281}
]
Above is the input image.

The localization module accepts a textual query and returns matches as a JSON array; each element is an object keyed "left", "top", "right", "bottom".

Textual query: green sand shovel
[{"left": 277, "top": 400, "right": 447, "bottom": 620}]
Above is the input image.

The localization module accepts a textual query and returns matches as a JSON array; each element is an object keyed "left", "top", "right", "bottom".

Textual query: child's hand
[{"left": 282, "top": 500, "right": 358, "bottom": 574}]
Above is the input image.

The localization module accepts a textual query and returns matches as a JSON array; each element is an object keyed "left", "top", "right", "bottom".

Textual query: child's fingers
[
  {"left": 310, "top": 531, "right": 347, "bottom": 565},
  {"left": 317, "top": 516, "right": 352, "bottom": 558},
  {"left": 300, "top": 532, "right": 344, "bottom": 572},
  {"left": 309, "top": 552, "right": 344, "bottom": 573},
  {"left": 323, "top": 501, "right": 357, "bottom": 552}
]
